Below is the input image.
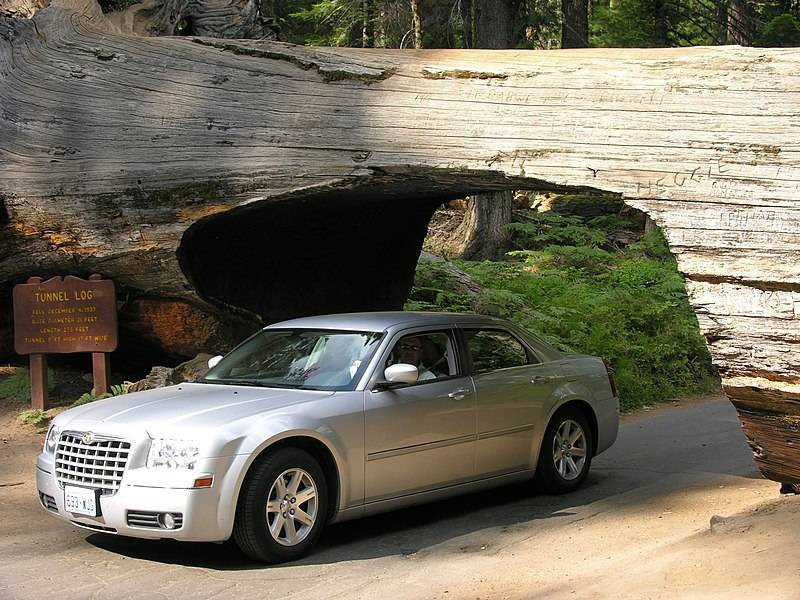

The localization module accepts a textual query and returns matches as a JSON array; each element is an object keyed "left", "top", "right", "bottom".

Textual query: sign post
[{"left": 12, "top": 275, "right": 118, "bottom": 410}]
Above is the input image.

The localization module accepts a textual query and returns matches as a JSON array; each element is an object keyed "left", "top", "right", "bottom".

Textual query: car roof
[{"left": 268, "top": 311, "right": 510, "bottom": 333}]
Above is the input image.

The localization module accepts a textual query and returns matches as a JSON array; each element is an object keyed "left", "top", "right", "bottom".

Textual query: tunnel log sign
[{"left": 13, "top": 275, "right": 117, "bottom": 354}]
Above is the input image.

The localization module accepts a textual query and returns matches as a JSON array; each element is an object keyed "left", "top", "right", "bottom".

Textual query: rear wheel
[
  {"left": 535, "top": 406, "right": 593, "bottom": 494},
  {"left": 233, "top": 447, "right": 328, "bottom": 563}
]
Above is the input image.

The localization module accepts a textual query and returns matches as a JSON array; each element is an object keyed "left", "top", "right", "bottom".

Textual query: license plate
[{"left": 64, "top": 486, "right": 101, "bottom": 517}]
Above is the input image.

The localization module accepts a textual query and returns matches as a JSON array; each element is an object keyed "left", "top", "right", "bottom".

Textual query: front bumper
[{"left": 36, "top": 452, "right": 248, "bottom": 542}]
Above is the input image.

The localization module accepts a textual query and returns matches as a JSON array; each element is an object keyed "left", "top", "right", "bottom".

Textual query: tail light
[{"left": 603, "top": 360, "right": 617, "bottom": 397}]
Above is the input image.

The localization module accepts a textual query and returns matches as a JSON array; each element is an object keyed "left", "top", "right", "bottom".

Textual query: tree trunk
[
  {"left": 654, "top": 0, "right": 669, "bottom": 46},
  {"left": 714, "top": 0, "right": 729, "bottom": 44},
  {"left": 2, "top": 0, "right": 800, "bottom": 485},
  {"left": 561, "top": 0, "right": 588, "bottom": 49},
  {"left": 454, "top": 191, "right": 514, "bottom": 260},
  {"left": 410, "top": 0, "right": 422, "bottom": 49},
  {"left": 474, "top": 0, "right": 519, "bottom": 48},
  {"left": 461, "top": 0, "right": 520, "bottom": 261},
  {"left": 727, "top": 0, "right": 755, "bottom": 45},
  {"left": 460, "top": 0, "right": 472, "bottom": 48}
]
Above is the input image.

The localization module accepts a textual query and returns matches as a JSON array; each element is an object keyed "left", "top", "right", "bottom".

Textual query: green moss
[{"left": 422, "top": 69, "right": 509, "bottom": 80}]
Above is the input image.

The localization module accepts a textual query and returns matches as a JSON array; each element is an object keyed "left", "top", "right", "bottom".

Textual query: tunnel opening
[{"left": 178, "top": 185, "right": 451, "bottom": 325}]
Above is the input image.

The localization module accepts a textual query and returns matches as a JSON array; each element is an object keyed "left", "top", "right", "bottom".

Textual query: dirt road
[{"left": 1, "top": 395, "right": 798, "bottom": 599}]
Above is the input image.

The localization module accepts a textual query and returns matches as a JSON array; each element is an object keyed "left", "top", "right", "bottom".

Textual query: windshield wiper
[
  {"left": 201, "top": 378, "right": 266, "bottom": 387},
  {"left": 199, "top": 378, "right": 302, "bottom": 389}
]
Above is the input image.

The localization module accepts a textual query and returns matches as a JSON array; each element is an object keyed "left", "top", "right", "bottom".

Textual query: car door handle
[
  {"left": 448, "top": 388, "right": 473, "bottom": 400},
  {"left": 531, "top": 375, "right": 556, "bottom": 384}
]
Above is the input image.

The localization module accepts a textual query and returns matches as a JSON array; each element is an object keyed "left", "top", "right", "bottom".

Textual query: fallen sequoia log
[{"left": 0, "top": 0, "right": 798, "bottom": 484}]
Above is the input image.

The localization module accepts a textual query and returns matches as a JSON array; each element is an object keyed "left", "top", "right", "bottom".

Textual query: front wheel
[
  {"left": 534, "top": 407, "right": 593, "bottom": 494},
  {"left": 233, "top": 447, "right": 328, "bottom": 563}
]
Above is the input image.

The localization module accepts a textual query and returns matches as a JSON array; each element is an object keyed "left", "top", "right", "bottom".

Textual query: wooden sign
[
  {"left": 13, "top": 275, "right": 118, "bottom": 355},
  {"left": 13, "top": 275, "right": 118, "bottom": 411}
]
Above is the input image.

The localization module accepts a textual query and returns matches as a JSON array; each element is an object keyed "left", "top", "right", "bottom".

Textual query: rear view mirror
[{"left": 207, "top": 355, "right": 223, "bottom": 369}]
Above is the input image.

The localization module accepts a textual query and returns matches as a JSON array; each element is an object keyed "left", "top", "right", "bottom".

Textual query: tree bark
[
  {"left": 727, "top": 0, "right": 755, "bottom": 45},
  {"left": 410, "top": 0, "right": 422, "bottom": 49},
  {"left": 561, "top": 0, "right": 588, "bottom": 49},
  {"left": 106, "top": 0, "right": 277, "bottom": 38},
  {"left": 0, "top": 0, "right": 47, "bottom": 18},
  {"left": 654, "top": 0, "right": 669, "bottom": 46},
  {"left": 474, "top": 0, "right": 519, "bottom": 48},
  {"left": 362, "top": 0, "right": 374, "bottom": 48},
  {"left": 460, "top": 0, "right": 472, "bottom": 48},
  {"left": 714, "top": 0, "right": 729, "bottom": 44},
  {"left": 454, "top": 190, "right": 514, "bottom": 260},
  {"left": 1, "top": 0, "right": 800, "bottom": 484}
]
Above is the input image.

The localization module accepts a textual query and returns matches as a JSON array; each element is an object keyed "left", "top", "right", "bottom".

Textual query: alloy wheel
[
  {"left": 266, "top": 468, "right": 318, "bottom": 546},
  {"left": 552, "top": 419, "right": 587, "bottom": 481}
]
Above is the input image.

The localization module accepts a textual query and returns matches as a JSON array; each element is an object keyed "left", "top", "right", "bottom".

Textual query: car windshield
[{"left": 200, "top": 329, "right": 384, "bottom": 391}]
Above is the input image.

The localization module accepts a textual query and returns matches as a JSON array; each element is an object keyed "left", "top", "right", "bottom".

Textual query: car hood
[{"left": 58, "top": 383, "right": 335, "bottom": 430}]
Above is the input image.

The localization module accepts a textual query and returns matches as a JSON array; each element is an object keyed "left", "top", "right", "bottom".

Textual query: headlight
[
  {"left": 146, "top": 438, "right": 200, "bottom": 470},
  {"left": 44, "top": 424, "right": 60, "bottom": 454}
]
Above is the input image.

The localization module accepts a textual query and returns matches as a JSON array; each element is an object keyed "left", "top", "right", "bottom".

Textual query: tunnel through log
[{"left": 179, "top": 187, "right": 451, "bottom": 323}]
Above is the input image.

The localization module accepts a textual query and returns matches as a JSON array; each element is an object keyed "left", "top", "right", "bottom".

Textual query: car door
[
  {"left": 461, "top": 326, "right": 563, "bottom": 477},
  {"left": 364, "top": 328, "right": 476, "bottom": 503}
]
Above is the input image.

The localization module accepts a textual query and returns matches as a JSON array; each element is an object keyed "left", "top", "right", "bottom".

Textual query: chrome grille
[{"left": 55, "top": 432, "right": 131, "bottom": 496}]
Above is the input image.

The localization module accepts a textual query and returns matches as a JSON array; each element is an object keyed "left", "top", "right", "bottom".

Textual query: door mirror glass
[{"left": 384, "top": 363, "right": 419, "bottom": 384}]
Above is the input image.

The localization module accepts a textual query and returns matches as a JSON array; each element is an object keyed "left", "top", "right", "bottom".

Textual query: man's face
[{"left": 398, "top": 337, "right": 423, "bottom": 366}]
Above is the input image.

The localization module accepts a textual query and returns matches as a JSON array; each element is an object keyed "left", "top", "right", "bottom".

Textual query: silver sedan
[{"left": 36, "top": 312, "right": 619, "bottom": 563}]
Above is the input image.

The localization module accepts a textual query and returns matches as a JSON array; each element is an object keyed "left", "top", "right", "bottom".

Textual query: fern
[{"left": 71, "top": 384, "right": 128, "bottom": 407}]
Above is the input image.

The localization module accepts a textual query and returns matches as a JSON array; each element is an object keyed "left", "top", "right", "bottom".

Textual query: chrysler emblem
[{"left": 81, "top": 432, "right": 95, "bottom": 445}]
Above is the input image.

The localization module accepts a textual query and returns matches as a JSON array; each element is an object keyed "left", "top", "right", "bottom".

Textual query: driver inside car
[{"left": 390, "top": 335, "right": 441, "bottom": 381}]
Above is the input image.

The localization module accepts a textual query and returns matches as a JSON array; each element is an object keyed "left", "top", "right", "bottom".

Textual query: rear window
[{"left": 464, "top": 329, "right": 532, "bottom": 373}]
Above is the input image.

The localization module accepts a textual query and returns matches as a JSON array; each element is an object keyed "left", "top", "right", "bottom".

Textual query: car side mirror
[
  {"left": 207, "top": 355, "right": 223, "bottom": 369},
  {"left": 385, "top": 363, "right": 419, "bottom": 383}
]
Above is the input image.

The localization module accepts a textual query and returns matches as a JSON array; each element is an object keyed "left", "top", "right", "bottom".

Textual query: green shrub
[
  {"left": 0, "top": 368, "right": 56, "bottom": 404},
  {"left": 508, "top": 220, "right": 607, "bottom": 249},
  {"left": 757, "top": 13, "right": 800, "bottom": 47},
  {"left": 18, "top": 409, "right": 48, "bottom": 427},
  {"left": 627, "top": 229, "right": 674, "bottom": 261}
]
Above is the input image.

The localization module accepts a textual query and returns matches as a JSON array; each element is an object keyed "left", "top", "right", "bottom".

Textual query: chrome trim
[
  {"left": 69, "top": 520, "right": 117, "bottom": 534},
  {"left": 477, "top": 423, "right": 535, "bottom": 441},
  {"left": 366, "top": 433, "right": 476, "bottom": 461},
  {"left": 367, "top": 424, "right": 536, "bottom": 461},
  {"left": 126, "top": 510, "right": 184, "bottom": 530}
]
